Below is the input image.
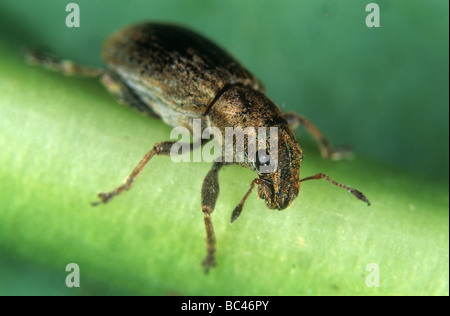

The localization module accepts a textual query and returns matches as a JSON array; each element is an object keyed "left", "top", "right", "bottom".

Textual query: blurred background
[{"left": 0, "top": 0, "right": 448, "bottom": 295}]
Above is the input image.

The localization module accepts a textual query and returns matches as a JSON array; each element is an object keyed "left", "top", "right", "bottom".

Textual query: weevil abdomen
[{"left": 102, "top": 23, "right": 264, "bottom": 129}]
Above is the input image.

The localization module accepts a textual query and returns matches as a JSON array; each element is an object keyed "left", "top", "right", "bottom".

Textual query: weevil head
[
  {"left": 209, "top": 85, "right": 303, "bottom": 210},
  {"left": 253, "top": 126, "right": 303, "bottom": 210}
]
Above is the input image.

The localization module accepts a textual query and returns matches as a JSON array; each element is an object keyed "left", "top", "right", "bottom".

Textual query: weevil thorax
[{"left": 209, "top": 85, "right": 303, "bottom": 210}]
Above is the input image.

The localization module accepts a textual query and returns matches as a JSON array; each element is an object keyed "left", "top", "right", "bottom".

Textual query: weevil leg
[
  {"left": 23, "top": 48, "right": 160, "bottom": 119},
  {"left": 92, "top": 140, "right": 203, "bottom": 205},
  {"left": 201, "top": 159, "right": 226, "bottom": 273},
  {"left": 284, "top": 112, "right": 352, "bottom": 160},
  {"left": 22, "top": 47, "right": 104, "bottom": 77},
  {"left": 100, "top": 72, "right": 160, "bottom": 119}
]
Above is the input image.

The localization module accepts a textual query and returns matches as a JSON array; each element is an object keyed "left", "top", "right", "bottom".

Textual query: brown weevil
[{"left": 25, "top": 22, "right": 370, "bottom": 273}]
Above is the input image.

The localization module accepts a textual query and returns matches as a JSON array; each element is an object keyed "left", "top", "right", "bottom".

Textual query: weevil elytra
[{"left": 25, "top": 22, "right": 370, "bottom": 273}]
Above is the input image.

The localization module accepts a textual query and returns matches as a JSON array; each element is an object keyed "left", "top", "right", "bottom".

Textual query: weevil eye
[
  {"left": 255, "top": 149, "right": 274, "bottom": 174},
  {"left": 256, "top": 150, "right": 271, "bottom": 166}
]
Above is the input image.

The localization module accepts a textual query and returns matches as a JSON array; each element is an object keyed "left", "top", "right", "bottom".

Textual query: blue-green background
[{"left": 0, "top": 0, "right": 448, "bottom": 296}]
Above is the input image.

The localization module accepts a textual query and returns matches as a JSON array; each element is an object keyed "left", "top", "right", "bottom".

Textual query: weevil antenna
[
  {"left": 231, "top": 178, "right": 266, "bottom": 223},
  {"left": 300, "top": 173, "right": 371, "bottom": 206}
]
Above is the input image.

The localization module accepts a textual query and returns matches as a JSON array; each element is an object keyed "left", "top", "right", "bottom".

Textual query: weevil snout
[
  {"left": 256, "top": 128, "right": 302, "bottom": 210},
  {"left": 263, "top": 187, "right": 296, "bottom": 210},
  {"left": 257, "top": 168, "right": 299, "bottom": 210}
]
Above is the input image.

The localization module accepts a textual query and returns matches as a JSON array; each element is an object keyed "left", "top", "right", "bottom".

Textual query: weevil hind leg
[
  {"left": 284, "top": 112, "right": 353, "bottom": 160},
  {"left": 22, "top": 47, "right": 104, "bottom": 77},
  {"left": 201, "top": 159, "right": 226, "bottom": 273},
  {"left": 101, "top": 72, "right": 160, "bottom": 119},
  {"left": 22, "top": 48, "right": 160, "bottom": 119}
]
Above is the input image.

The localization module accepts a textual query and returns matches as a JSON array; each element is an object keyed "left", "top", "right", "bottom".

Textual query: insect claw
[
  {"left": 329, "top": 146, "right": 354, "bottom": 160},
  {"left": 91, "top": 192, "right": 113, "bottom": 206},
  {"left": 202, "top": 255, "right": 216, "bottom": 274}
]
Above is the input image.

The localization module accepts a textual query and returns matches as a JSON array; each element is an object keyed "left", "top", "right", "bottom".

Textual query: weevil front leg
[
  {"left": 284, "top": 112, "right": 352, "bottom": 160},
  {"left": 201, "top": 159, "right": 226, "bottom": 273},
  {"left": 92, "top": 140, "right": 202, "bottom": 205}
]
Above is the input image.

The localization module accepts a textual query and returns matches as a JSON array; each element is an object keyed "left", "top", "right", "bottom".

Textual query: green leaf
[{"left": 0, "top": 42, "right": 448, "bottom": 296}]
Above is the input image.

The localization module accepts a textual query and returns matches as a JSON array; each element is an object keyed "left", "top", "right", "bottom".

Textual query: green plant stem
[{"left": 0, "top": 42, "right": 448, "bottom": 295}]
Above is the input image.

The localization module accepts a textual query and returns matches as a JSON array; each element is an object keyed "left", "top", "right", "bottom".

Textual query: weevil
[{"left": 25, "top": 22, "right": 370, "bottom": 273}]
